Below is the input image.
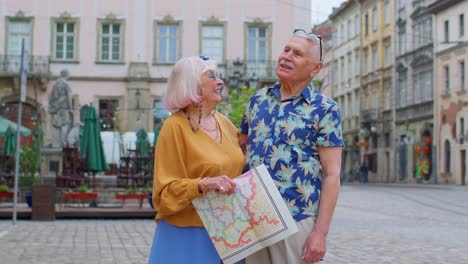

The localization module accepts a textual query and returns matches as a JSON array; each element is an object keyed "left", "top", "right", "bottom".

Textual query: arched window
[{"left": 445, "top": 140, "right": 451, "bottom": 173}]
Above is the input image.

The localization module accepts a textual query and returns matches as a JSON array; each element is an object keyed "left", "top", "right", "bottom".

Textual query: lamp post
[
  {"left": 135, "top": 89, "right": 141, "bottom": 110},
  {"left": 226, "top": 58, "right": 259, "bottom": 92}
]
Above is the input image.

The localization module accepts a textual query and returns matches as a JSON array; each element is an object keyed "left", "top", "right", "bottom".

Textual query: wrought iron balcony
[
  {"left": 361, "top": 108, "right": 379, "bottom": 123},
  {"left": 223, "top": 59, "right": 277, "bottom": 87},
  {"left": 0, "top": 55, "right": 50, "bottom": 77}
]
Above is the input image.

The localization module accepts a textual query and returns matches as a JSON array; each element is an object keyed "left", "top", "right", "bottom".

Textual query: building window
[
  {"left": 97, "top": 18, "right": 125, "bottom": 63},
  {"left": 460, "top": 14, "right": 465, "bottom": 37},
  {"left": 355, "top": 51, "right": 360, "bottom": 76},
  {"left": 355, "top": 15, "right": 360, "bottom": 36},
  {"left": 384, "top": 1, "right": 390, "bottom": 26},
  {"left": 384, "top": 80, "right": 391, "bottom": 110},
  {"left": 444, "top": 65, "right": 450, "bottom": 94},
  {"left": 341, "top": 24, "right": 345, "bottom": 43},
  {"left": 414, "top": 73, "right": 421, "bottom": 103},
  {"left": 99, "top": 99, "right": 118, "bottom": 131},
  {"left": 53, "top": 20, "right": 78, "bottom": 61},
  {"left": 365, "top": 14, "right": 369, "bottom": 36},
  {"left": 347, "top": 53, "right": 352, "bottom": 80},
  {"left": 444, "top": 20, "right": 449, "bottom": 43},
  {"left": 347, "top": 20, "right": 352, "bottom": 40},
  {"left": 425, "top": 70, "right": 433, "bottom": 100},
  {"left": 156, "top": 24, "right": 179, "bottom": 63},
  {"left": 333, "top": 61, "right": 338, "bottom": 84},
  {"left": 364, "top": 48, "right": 369, "bottom": 74},
  {"left": 445, "top": 140, "right": 451, "bottom": 173},
  {"left": 399, "top": 30, "right": 406, "bottom": 55},
  {"left": 399, "top": 75, "right": 407, "bottom": 107},
  {"left": 385, "top": 132, "right": 390, "bottom": 147},
  {"left": 7, "top": 20, "right": 32, "bottom": 56},
  {"left": 341, "top": 57, "right": 345, "bottom": 83},
  {"left": 384, "top": 42, "right": 390, "bottom": 66},
  {"left": 461, "top": 118, "right": 465, "bottom": 144},
  {"left": 201, "top": 25, "right": 224, "bottom": 64},
  {"left": 101, "top": 24, "right": 121, "bottom": 61},
  {"left": 355, "top": 91, "right": 360, "bottom": 116},
  {"left": 372, "top": 7, "right": 377, "bottom": 32},
  {"left": 372, "top": 45, "right": 377, "bottom": 71},
  {"left": 246, "top": 25, "right": 269, "bottom": 64},
  {"left": 461, "top": 61, "right": 465, "bottom": 90}
]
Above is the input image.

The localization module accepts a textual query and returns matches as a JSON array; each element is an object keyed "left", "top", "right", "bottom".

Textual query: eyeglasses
[{"left": 293, "top": 29, "right": 323, "bottom": 61}]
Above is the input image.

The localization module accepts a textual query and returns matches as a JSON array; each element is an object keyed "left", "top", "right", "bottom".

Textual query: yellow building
[{"left": 358, "top": 0, "right": 395, "bottom": 182}]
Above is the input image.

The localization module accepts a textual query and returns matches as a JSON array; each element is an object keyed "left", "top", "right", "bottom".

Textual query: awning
[{"left": 0, "top": 116, "right": 31, "bottom": 136}]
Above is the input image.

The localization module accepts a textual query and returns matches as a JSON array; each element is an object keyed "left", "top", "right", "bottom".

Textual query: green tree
[{"left": 219, "top": 86, "right": 256, "bottom": 127}]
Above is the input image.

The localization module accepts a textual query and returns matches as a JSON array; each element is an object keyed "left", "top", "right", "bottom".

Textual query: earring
[{"left": 197, "top": 103, "right": 203, "bottom": 126}]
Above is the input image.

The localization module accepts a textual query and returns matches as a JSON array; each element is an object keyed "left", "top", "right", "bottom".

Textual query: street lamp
[
  {"left": 226, "top": 57, "right": 259, "bottom": 92},
  {"left": 135, "top": 89, "right": 141, "bottom": 110}
]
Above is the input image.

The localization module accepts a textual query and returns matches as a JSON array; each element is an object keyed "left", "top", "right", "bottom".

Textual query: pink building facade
[{"left": 0, "top": 0, "right": 310, "bottom": 144}]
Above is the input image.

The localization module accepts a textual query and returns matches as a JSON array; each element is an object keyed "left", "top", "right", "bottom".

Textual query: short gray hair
[{"left": 163, "top": 56, "right": 217, "bottom": 111}]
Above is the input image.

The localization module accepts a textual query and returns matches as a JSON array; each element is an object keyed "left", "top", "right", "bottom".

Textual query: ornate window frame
[
  {"left": 50, "top": 12, "right": 80, "bottom": 63},
  {"left": 199, "top": 17, "right": 226, "bottom": 65},
  {"left": 96, "top": 13, "right": 126, "bottom": 64},
  {"left": 243, "top": 19, "right": 272, "bottom": 64},
  {"left": 153, "top": 15, "right": 182, "bottom": 65}
]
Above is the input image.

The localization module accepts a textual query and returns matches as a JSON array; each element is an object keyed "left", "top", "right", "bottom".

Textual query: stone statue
[
  {"left": 67, "top": 121, "right": 83, "bottom": 147},
  {"left": 49, "top": 69, "right": 73, "bottom": 148}
]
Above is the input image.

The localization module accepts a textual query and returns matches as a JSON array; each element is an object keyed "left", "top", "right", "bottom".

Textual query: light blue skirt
[{"left": 148, "top": 219, "right": 244, "bottom": 264}]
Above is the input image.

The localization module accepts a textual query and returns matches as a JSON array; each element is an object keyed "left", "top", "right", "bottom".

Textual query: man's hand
[{"left": 302, "top": 229, "right": 326, "bottom": 263}]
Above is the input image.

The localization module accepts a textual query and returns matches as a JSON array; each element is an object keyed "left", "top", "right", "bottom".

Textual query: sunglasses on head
[
  {"left": 200, "top": 55, "right": 210, "bottom": 61},
  {"left": 293, "top": 29, "right": 323, "bottom": 61}
]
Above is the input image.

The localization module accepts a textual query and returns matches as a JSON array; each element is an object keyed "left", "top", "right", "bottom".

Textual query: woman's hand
[{"left": 199, "top": 176, "right": 237, "bottom": 195}]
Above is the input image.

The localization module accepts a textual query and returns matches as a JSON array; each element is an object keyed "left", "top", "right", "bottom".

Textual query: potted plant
[
  {"left": 0, "top": 183, "right": 13, "bottom": 200},
  {"left": 19, "top": 143, "right": 40, "bottom": 207}
]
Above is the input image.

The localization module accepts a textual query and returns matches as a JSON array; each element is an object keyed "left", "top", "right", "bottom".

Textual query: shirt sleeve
[
  {"left": 239, "top": 96, "right": 253, "bottom": 135},
  {"left": 153, "top": 120, "right": 202, "bottom": 218},
  {"left": 317, "top": 102, "right": 345, "bottom": 147}
]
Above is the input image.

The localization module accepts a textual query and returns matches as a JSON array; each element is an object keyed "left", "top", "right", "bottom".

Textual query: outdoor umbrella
[
  {"left": 1, "top": 126, "right": 17, "bottom": 156},
  {"left": 136, "top": 128, "right": 150, "bottom": 157},
  {"left": 80, "top": 105, "right": 107, "bottom": 190},
  {"left": 0, "top": 116, "right": 31, "bottom": 136}
]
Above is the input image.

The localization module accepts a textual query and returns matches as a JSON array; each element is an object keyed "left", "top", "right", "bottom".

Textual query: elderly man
[{"left": 240, "top": 29, "right": 344, "bottom": 264}]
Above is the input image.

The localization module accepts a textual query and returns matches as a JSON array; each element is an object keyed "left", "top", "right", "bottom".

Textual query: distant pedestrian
[{"left": 360, "top": 163, "right": 368, "bottom": 183}]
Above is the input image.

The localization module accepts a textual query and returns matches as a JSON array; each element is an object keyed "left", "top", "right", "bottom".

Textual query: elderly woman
[{"left": 148, "top": 56, "right": 245, "bottom": 263}]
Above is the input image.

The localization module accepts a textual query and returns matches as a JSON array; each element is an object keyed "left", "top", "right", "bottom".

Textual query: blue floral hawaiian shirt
[{"left": 240, "top": 82, "right": 344, "bottom": 222}]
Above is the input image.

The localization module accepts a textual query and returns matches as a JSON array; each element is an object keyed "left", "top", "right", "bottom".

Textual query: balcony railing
[
  {"left": 0, "top": 55, "right": 50, "bottom": 76},
  {"left": 361, "top": 108, "right": 379, "bottom": 123},
  {"left": 223, "top": 59, "right": 277, "bottom": 83}
]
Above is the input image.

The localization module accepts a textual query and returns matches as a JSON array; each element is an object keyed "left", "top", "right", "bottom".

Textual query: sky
[{"left": 310, "top": 0, "right": 348, "bottom": 26}]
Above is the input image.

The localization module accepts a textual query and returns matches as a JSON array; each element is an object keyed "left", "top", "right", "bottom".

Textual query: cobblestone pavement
[{"left": 0, "top": 184, "right": 467, "bottom": 264}]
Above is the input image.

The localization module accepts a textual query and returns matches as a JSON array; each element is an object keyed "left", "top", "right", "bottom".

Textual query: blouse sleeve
[{"left": 153, "top": 120, "right": 202, "bottom": 218}]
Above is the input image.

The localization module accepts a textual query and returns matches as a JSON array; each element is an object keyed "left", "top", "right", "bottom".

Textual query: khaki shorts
[{"left": 246, "top": 216, "right": 316, "bottom": 264}]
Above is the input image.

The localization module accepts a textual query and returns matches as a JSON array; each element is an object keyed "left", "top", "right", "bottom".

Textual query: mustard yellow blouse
[{"left": 152, "top": 111, "right": 245, "bottom": 227}]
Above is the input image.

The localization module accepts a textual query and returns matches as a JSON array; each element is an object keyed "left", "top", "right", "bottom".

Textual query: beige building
[
  {"left": 0, "top": 0, "right": 310, "bottom": 149},
  {"left": 395, "top": 0, "right": 437, "bottom": 183},
  {"left": 358, "top": 0, "right": 395, "bottom": 182},
  {"left": 329, "top": 0, "right": 361, "bottom": 180},
  {"left": 429, "top": 0, "right": 467, "bottom": 185}
]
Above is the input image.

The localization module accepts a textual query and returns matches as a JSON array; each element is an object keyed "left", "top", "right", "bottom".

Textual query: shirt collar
[{"left": 267, "top": 82, "right": 315, "bottom": 105}]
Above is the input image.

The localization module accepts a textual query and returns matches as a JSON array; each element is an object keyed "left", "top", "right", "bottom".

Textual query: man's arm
[{"left": 302, "top": 146, "right": 342, "bottom": 263}]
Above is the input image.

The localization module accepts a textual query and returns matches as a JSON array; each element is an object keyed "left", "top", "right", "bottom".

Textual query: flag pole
[{"left": 13, "top": 39, "right": 27, "bottom": 225}]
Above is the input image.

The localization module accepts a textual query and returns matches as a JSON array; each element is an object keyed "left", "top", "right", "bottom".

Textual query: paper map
[{"left": 192, "top": 164, "right": 298, "bottom": 264}]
